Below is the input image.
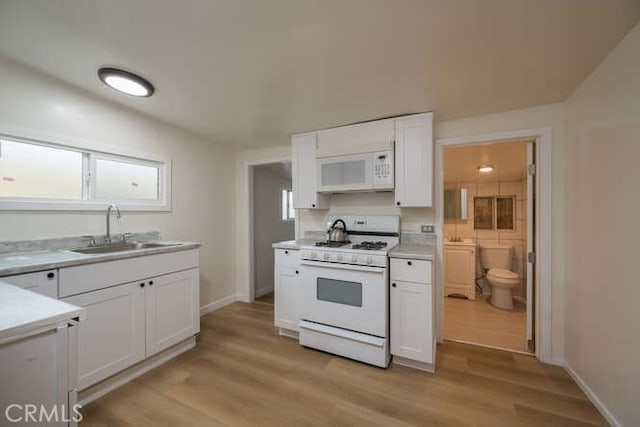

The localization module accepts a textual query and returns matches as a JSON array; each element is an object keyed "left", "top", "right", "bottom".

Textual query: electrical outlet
[{"left": 421, "top": 225, "right": 435, "bottom": 233}]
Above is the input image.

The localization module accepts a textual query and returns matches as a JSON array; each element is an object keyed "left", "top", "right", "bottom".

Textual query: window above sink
[{"left": 0, "top": 133, "right": 171, "bottom": 211}]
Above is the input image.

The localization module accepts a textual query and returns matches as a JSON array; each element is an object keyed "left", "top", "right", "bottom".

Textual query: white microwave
[{"left": 317, "top": 150, "right": 394, "bottom": 193}]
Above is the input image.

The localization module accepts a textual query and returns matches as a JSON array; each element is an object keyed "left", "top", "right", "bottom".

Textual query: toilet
[{"left": 479, "top": 244, "right": 520, "bottom": 310}]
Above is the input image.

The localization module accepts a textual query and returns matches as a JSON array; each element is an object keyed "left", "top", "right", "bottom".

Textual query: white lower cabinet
[
  {"left": 145, "top": 269, "right": 200, "bottom": 356},
  {"left": 274, "top": 249, "right": 300, "bottom": 334},
  {"left": 390, "top": 258, "right": 435, "bottom": 372},
  {"left": 63, "top": 282, "right": 145, "bottom": 390},
  {"left": 59, "top": 251, "right": 200, "bottom": 391}
]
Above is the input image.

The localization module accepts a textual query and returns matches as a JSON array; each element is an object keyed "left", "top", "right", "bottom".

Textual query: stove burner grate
[
  {"left": 314, "top": 240, "right": 351, "bottom": 248},
  {"left": 352, "top": 241, "right": 388, "bottom": 250}
]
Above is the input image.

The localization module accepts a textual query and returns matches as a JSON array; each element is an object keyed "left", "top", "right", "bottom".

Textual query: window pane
[
  {"left": 496, "top": 197, "right": 515, "bottom": 230},
  {"left": 281, "top": 189, "right": 288, "bottom": 221},
  {"left": 288, "top": 191, "right": 294, "bottom": 219},
  {"left": 0, "top": 139, "right": 82, "bottom": 199},
  {"left": 474, "top": 197, "right": 493, "bottom": 230},
  {"left": 94, "top": 158, "right": 159, "bottom": 200}
]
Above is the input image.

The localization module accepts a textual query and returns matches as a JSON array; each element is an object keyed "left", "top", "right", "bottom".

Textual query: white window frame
[
  {"left": 0, "top": 132, "right": 172, "bottom": 211},
  {"left": 280, "top": 187, "right": 294, "bottom": 222}
]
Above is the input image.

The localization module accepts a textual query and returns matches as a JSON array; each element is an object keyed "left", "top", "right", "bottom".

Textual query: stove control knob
[
  {"left": 337, "top": 254, "right": 343, "bottom": 261},
  {"left": 323, "top": 252, "right": 330, "bottom": 260},
  {"left": 351, "top": 255, "right": 358, "bottom": 263},
  {"left": 366, "top": 256, "right": 373, "bottom": 264},
  {"left": 309, "top": 252, "right": 317, "bottom": 259}
]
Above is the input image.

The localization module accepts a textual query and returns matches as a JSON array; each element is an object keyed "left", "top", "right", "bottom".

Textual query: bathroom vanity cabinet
[{"left": 444, "top": 242, "right": 476, "bottom": 300}]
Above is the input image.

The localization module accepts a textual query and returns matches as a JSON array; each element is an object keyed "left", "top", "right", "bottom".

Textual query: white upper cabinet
[
  {"left": 394, "top": 113, "right": 433, "bottom": 207},
  {"left": 292, "top": 132, "right": 328, "bottom": 209}
]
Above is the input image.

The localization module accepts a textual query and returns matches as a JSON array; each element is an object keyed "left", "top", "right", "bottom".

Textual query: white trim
[
  {"left": 0, "top": 128, "right": 172, "bottom": 211},
  {"left": 242, "top": 156, "right": 292, "bottom": 303},
  {"left": 435, "top": 127, "right": 554, "bottom": 364},
  {"left": 199, "top": 294, "right": 237, "bottom": 316},
  {"left": 564, "top": 363, "right": 620, "bottom": 427}
]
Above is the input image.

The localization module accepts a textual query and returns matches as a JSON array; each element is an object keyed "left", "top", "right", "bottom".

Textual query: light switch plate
[{"left": 421, "top": 225, "right": 435, "bottom": 233}]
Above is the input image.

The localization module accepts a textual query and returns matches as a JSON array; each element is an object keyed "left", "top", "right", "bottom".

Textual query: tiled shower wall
[{"left": 444, "top": 179, "right": 528, "bottom": 298}]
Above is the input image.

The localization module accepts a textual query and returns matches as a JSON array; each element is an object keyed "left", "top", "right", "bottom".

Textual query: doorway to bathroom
[{"left": 440, "top": 139, "right": 535, "bottom": 354}]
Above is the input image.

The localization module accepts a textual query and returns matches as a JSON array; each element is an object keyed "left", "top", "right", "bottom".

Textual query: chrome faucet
[{"left": 105, "top": 204, "right": 121, "bottom": 244}]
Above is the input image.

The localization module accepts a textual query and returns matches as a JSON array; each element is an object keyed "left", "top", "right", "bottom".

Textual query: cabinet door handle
[
  {"left": 140, "top": 282, "right": 145, "bottom": 288},
  {"left": 396, "top": 201, "right": 401, "bottom": 206},
  {"left": 392, "top": 283, "right": 397, "bottom": 288},
  {"left": 285, "top": 250, "right": 289, "bottom": 254},
  {"left": 149, "top": 280, "right": 154, "bottom": 286},
  {"left": 47, "top": 272, "right": 55, "bottom": 279},
  {"left": 407, "top": 261, "right": 412, "bottom": 266},
  {"left": 312, "top": 203, "right": 316, "bottom": 208},
  {"left": 295, "top": 270, "right": 299, "bottom": 274}
]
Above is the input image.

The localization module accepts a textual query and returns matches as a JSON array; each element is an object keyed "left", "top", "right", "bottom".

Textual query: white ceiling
[
  {"left": 444, "top": 140, "right": 529, "bottom": 183},
  {"left": 0, "top": 1, "right": 639, "bottom": 150}
]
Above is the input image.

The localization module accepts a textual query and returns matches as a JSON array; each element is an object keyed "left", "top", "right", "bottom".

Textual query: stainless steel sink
[{"left": 69, "top": 242, "right": 179, "bottom": 254}]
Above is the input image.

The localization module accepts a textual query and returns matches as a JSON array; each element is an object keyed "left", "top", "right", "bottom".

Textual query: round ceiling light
[
  {"left": 477, "top": 165, "right": 494, "bottom": 173},
  {"left": 98, "top": 67, "right": 154, "bottom": 97}
]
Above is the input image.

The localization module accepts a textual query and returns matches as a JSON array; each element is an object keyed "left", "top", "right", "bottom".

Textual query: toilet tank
[{"left": 479, "top": 243, "right": 513, "bottom": 270}]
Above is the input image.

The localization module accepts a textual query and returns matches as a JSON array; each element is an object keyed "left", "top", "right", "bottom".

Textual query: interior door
[{"left": 526, "top": 142, "right": 535, "bottom": 351}]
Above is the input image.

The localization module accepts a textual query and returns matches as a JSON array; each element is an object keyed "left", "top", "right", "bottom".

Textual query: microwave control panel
[{"left": 372, "top": 150, "right": 394, "bottom": 189}]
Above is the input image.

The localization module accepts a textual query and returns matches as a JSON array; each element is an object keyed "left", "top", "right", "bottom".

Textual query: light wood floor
[
  {"left": 445, "top": 294, "right": 529, "bottom": 353},
  {"left": 81, "top": 300, "right": 606, "bottom": 426}
]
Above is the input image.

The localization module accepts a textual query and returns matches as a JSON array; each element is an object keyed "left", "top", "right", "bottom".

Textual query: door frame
[
  {"left": 242, "top": 156, "right": 292, "bottom": 303},
  {"left": 435, "top": 127, "right": 554, "bottom": 364}
]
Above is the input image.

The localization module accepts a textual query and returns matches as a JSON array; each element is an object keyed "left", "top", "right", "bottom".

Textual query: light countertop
[
  {"left": 389, "top": 244, "right": 435, "bottom": 261},
  {"left": 0, "top": 241, "right": 201, "bottom": 277},
  {"left": 0, "top": 281, "right": 85, "bottom": 343}
]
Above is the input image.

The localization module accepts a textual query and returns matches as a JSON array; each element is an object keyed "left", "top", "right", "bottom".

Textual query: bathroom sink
[{"left": 69, "top": 242, "right": 179, "bottom": 255}]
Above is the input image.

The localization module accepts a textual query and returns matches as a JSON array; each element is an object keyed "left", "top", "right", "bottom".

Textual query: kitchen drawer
[
  {"left": 390, "top": 258, "right": 432, "bottom": 284},
  {"left": 1, "top": 269, "right": 58, "bottom": 298},
  {"left": 275, "top": 249, "right": 300, "bottom": 268},
  {"left": 59, "top": 249, "right": 199, "bottom": 297}
]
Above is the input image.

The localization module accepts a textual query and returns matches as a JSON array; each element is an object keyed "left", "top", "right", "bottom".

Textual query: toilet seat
[{"left": 487, "top": 268, "right": 519, "bottom": 280}]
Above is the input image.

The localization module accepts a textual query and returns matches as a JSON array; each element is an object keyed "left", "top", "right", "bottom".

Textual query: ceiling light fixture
[
  {"left": 477, "top": 165, "right": 494, "bottom": 173},
  {"left": 98, "top": 67, "right": 154, "bottom": 97}
]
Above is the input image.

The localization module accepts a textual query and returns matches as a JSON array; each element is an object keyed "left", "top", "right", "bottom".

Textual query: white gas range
[{"left": 298, "top": 215, "right": 399, "bottom": 368}]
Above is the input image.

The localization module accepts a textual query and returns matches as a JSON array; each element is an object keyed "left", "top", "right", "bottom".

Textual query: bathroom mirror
[{"left": 444, "top": 188, "right": 468, "bottom": 220}]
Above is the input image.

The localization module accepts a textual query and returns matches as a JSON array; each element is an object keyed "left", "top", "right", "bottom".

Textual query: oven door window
[{"left": 316, "top": 277, "right": 363, "bottom": 307}]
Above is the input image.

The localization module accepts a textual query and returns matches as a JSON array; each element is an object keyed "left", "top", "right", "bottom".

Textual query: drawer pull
[
  {"left": 407, "top": 261, "right": 412, "bottom": 266},
  {"left": 149, "top": 280, "right": 154, "bottom": 286},
  {"left": 285, "top": 250, "right": 289, "bottom": 254},
  {"left": 47, "top": 272, "right": 55, "bottom": 279},
  {"left": 392, "top": 283, "right": 396, "bottom": 288},
  {"left": 140, "top": 282, "right": 145, "bottom": 288}
]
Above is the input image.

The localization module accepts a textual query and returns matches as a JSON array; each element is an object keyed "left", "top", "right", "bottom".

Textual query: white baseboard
[
  {"left": 255, "top": 284, "right": 274, "bottom": 298},
  {"left": 564, "top": 363, "right": 619, "bottom": 427},
  {"left": 199, "top": 294, "right": 237, "bottom": 316}
]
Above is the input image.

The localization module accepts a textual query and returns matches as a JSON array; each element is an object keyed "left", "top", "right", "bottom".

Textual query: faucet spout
[{"left": 106, "top": 204, "right": 122, "bottom": 244}]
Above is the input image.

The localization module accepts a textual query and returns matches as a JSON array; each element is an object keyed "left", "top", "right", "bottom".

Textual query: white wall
[
  {"left": 0, "top": 56, "right": 237, "bottom": 310},
  {"left": 253, "top": 164, "right": 293, "bottom": 297},
  {"left": 563, "top": 22, "right": 640, "bottom": 427}
]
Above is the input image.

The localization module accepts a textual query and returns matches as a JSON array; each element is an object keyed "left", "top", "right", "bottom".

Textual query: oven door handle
[{"left": 299, "top": 260, "right": 385, "bottom": 273}]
